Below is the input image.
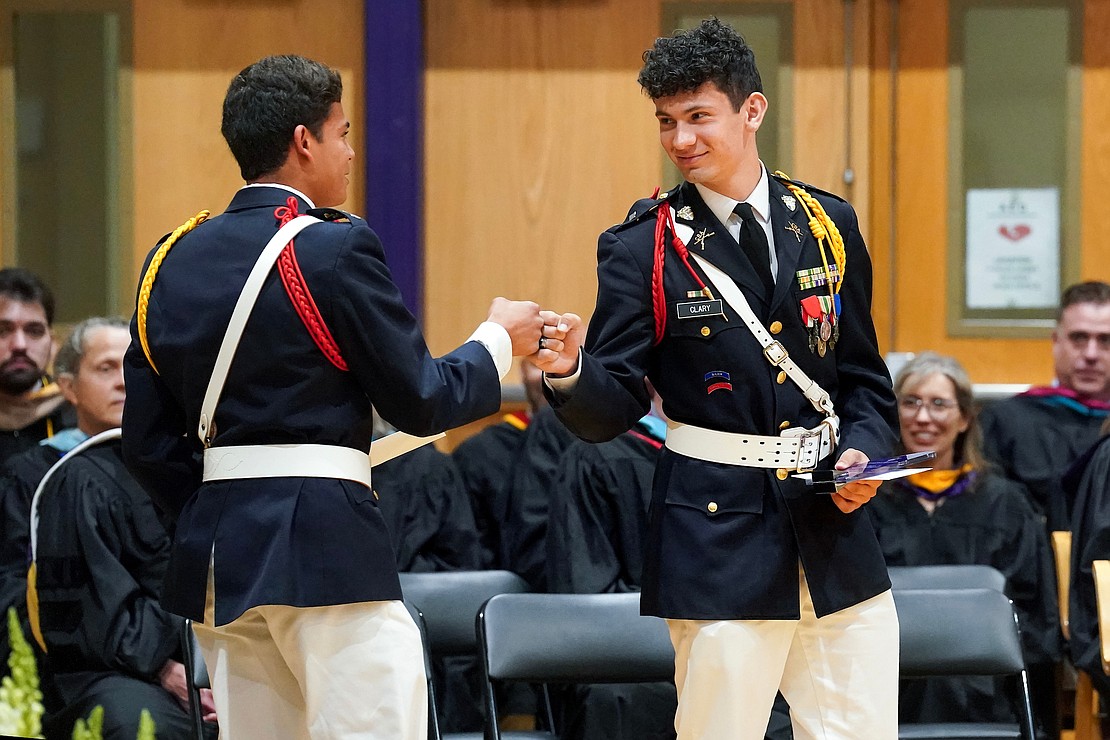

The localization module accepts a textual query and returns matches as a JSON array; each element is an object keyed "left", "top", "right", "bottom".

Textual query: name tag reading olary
[{"left": 677, "top": 299, "right": 725, "bottom": 320}]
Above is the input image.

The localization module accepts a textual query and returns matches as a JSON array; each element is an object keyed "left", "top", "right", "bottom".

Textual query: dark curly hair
[
  {"left": 221, "top": 55, "right": 343, "bottom": 181},
  {"left": 637, "top": 17, "right": 762, "bottom": 111}
]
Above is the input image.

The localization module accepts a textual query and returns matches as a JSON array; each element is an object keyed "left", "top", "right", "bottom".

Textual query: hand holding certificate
[{"left": 794, "top": 451, "right": 936, "bottom": 493}]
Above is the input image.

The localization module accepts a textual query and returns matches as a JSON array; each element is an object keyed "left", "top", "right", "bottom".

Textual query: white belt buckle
[{"left": 794, "top": 428, "right": 824, "bottom": 473}]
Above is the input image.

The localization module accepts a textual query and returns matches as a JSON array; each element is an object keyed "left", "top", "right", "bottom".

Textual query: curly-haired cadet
[{"left": 537, "top": 17, "right": 900, "bottom": 739}]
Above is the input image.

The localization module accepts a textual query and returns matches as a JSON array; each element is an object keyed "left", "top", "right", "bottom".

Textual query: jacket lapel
[
  {"left": 768, "top": 178, "right": 809, "bottom": 313},
  {"left": 674, "top": 183, "right": 769, "bottom": 307}
]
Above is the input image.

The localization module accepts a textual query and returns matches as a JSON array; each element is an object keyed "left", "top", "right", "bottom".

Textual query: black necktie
[{"left": 733, "top": 202, "right": 775, "bottom": 299}]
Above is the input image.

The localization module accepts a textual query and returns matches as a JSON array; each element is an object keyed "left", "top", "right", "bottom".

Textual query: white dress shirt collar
[
  {"left": 242, "top": 182, "right": 317, "bottom": 210},
  {"left": 693, "top": 163, "right": 771, "bottom": 226}
]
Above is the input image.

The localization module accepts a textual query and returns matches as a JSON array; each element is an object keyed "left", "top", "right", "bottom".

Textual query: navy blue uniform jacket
[
  {"left": 550, "top": 177, "right": 898, "bottom": 620},
  {"left": 122, "top": 186, "right": 501, "bottom": 625}
]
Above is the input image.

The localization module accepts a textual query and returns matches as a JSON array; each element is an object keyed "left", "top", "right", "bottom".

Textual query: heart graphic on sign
[{"left": 998, "top": 224, "right": 1031, "bottom": 241}]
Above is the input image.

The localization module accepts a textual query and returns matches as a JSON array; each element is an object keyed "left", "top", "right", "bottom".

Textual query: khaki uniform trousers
[
  {"left": 192, "top": 565, "right": 427, "bottom": 740},
  {"left": 667, "top": 567, "right": 899, "bottom": 740}
]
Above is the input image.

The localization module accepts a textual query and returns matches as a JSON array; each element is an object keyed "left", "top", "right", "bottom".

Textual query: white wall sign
[{"left": 965, "top": 188, "right": 1059, "bottom": 309}]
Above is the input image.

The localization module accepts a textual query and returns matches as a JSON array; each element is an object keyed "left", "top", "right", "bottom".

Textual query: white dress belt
[
  {"left": 203, "top": 444, "right": 372, "bottom": 488},
  {"left": 664, "top": 418, "right": 839, "bottom": 472}
]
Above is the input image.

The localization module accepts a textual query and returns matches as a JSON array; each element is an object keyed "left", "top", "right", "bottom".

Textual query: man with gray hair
[
  {"left": 0, "top": 316, "right": 128, "bottom": 669},
  {"left": 17, "top": 316, "right": 218, "bottom": 739}
]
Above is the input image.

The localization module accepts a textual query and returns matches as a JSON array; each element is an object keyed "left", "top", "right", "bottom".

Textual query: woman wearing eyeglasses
[{"left": 867, "top": 351, "right": 1060, "bottom": 729}]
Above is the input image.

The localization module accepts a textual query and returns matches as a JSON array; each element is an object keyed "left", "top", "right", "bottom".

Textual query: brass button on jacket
[
  {"left": 707, "top": 501, "right": 719, "bottom": 514},
  {"left": 700, "top": 326, "right": 711, "bottom": 337},
  {"left": 769, "top": 320, "right": 783, "bottom": 334},
  {"left": 776, "top": 468, "right": 789, "bottom": 481}
]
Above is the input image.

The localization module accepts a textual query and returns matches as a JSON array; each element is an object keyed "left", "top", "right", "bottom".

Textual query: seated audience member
[
  {"left": 868, "top": 352, "right": 1060, "bottom": 729},
  {"left": 0, "top": 318, "right": 119, "bottom": 670},
  {"left": 27, "top": 317, "right": 216, "bottom": 740},
  {"left": 453, "top": 358, "right": 547, "bottom": 568},
  {"left": 979, "top": 281, "right": 1110, "bottom": 531},
  {"left": 1064, "top": 417, "right": 1110, "bottom": 696},
  {"left": 372, "top": 413, "right": 481, "bottom": 572},
  {"left": 0, "top": 268, "right": 75, "bottom": 465},
  {"left": 546, "top": 393, "right": 665, "bottom": 595},
  {"left": 500, "top": 405, "right": 582, "bottom": 590}
]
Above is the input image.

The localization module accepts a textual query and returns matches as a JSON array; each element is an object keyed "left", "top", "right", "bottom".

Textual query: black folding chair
[
  {"left": 894, "top": 587, "right": 1037, "bottom": 740},
  {"left": 180, "top": 618, "right": 211, "bottom": 740},
  {"left": 476, "top": 592, "right": 676, "bottom": 740},
  {"left": 399, "top": 570, "right": 531, "bottom": 738},
  {"left": 888, "top": 564, "right": 1007, "bottom": 593},
  {"left": 403, "top": 599, "right": 443, "bottom": 740}
]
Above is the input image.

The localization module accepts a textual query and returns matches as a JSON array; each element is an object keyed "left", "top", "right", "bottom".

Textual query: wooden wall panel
[
  {"left": 867, "top": 0, "right": 895, "bottom": 351},
  {"left": 891, "top": 0, "right": 1053, "bottom": 384},
  {"left": 792, "top": 0, "right": 848, "bottom": 192},
  {"left": 128, "top": 0, "right": 364, "bottom": 286},
  {"left": 423, "top": 0, "right": 660, "bottom": 354},
  {"left": 1081, "top": 1, "right": 1110, "bottom": 281}
]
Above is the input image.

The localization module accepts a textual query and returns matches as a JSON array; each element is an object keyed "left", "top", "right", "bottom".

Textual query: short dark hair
[
  {"left": 54, "top": 316, "right": 128, "bottom": 377},
  {"left": 0, "top": 267, "right": 55, "bottom": 325},
  {"left": 221, "top": 55, "right": 344, "bottom": 181},
  {"left": 1058, "top": 281, "right": 1110, "bottom": 322},
  {"left": 638, "top": 17, "right": 763, "bottom": 111}
]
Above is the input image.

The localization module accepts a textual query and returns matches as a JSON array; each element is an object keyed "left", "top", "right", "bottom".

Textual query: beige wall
[
  {"left": 4, "top": 0, "right": 1108, "bottom": 387},
  {"left": 128, "top": 0, "right": 364, "bottom": 295},
  {"left": 424, "top": 0, "right": 661, "bottom": 355}
]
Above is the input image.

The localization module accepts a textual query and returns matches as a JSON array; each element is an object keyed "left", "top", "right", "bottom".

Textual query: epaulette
[
  {"left": 307, "top": 207, "right": 356, "bottom": 223},
  {"left": 770, "top": 172, "right": 848, "bottom": 204},
  {"left": 615, "top": 187, "right": 681, "bottom": 230}
]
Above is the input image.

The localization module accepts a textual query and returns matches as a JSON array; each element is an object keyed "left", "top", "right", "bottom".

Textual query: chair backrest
[
  {"left": 888, "top": 564, "right": 1006, "bottom": 593},
  {"left": 1051, "top": 530, "right": 1072, "bottom": 639},
  {"left": 893, "top": 587, "right": 1036, "bottom": 740},
  {"left": 399, "top": 570, "right": 531, "bottom": 655},
  {"left": 476, "top": 592, "right": 674, "bottom": 740},
  {"left": 403, "top": 600, "right": 443, "bottom": 740},
  {"left": 478, "top": 592, "right": 674, "bottom": 683}
]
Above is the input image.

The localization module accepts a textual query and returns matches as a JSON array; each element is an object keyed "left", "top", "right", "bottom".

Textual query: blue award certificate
[{"left": 793, "top": 451, "right": 936, "bottom": 491}]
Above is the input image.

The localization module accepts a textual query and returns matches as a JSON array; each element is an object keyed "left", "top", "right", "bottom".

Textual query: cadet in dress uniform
[
  {"left": 538, "top": 20, "right": 899, "bottom": 739},
  {"left": 121, "top": 55, "right": 547, "bottom": 740}
]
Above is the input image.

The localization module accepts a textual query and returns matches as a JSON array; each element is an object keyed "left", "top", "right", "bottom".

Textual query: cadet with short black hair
[{"left": 122, "top": 54, "right": 550, "bottom": 740}]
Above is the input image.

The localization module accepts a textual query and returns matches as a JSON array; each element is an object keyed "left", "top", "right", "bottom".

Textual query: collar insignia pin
[
  {"left": 782, "top": 194, "right": 797, "bottom": 212},
  {"left": 693, "top": 228, "right": 715, "bottom": 250},
  {"left": 785, "top": 222, "right": 804, "bottom": 242},
  {"left": 676, "top": 206, "right": 695, "bottom": 221}
]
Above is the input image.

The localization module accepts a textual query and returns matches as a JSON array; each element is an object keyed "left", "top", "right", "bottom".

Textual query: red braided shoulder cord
[
  {"left": 651, "top": 199, "right": 711, "bottom": 346},
  {"left": 274, "top": 197, "right": 350, "bottom": 371}
]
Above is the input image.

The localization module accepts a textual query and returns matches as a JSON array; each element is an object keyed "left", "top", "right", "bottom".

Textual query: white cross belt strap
[
  {"left": 665, "top": 418, "right": 838, "bottom": 472},
  {"left": 690, "top": 252, "right": 835, "bottom": 418},
  {"left": 198, "top": 214, "right": 321, "bottom": 446}
]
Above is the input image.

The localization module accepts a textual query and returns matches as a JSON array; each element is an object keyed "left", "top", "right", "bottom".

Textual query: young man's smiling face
[{"left": 654, "top": 82, "right": 766, "bottom": 199}]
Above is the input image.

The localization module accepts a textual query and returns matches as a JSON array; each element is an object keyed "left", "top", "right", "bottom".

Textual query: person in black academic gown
[
  {"left": 868, "top": 352, "right": 1060, "bottom": 730},
  {"left": 453, "top": 359, "right": 547, "bottom": 569},
  {"left": 1064, "top": 419, "right": 1110, "bottom": 698},
  {"left": 979, "top": 281, "right": 1110, "bottom": 532},
  {"left": 373, "top": 415, "right": 481, "bottom": 574},
  {"left": 29, "top": 318, "right": 217, "bottom": 740}
]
